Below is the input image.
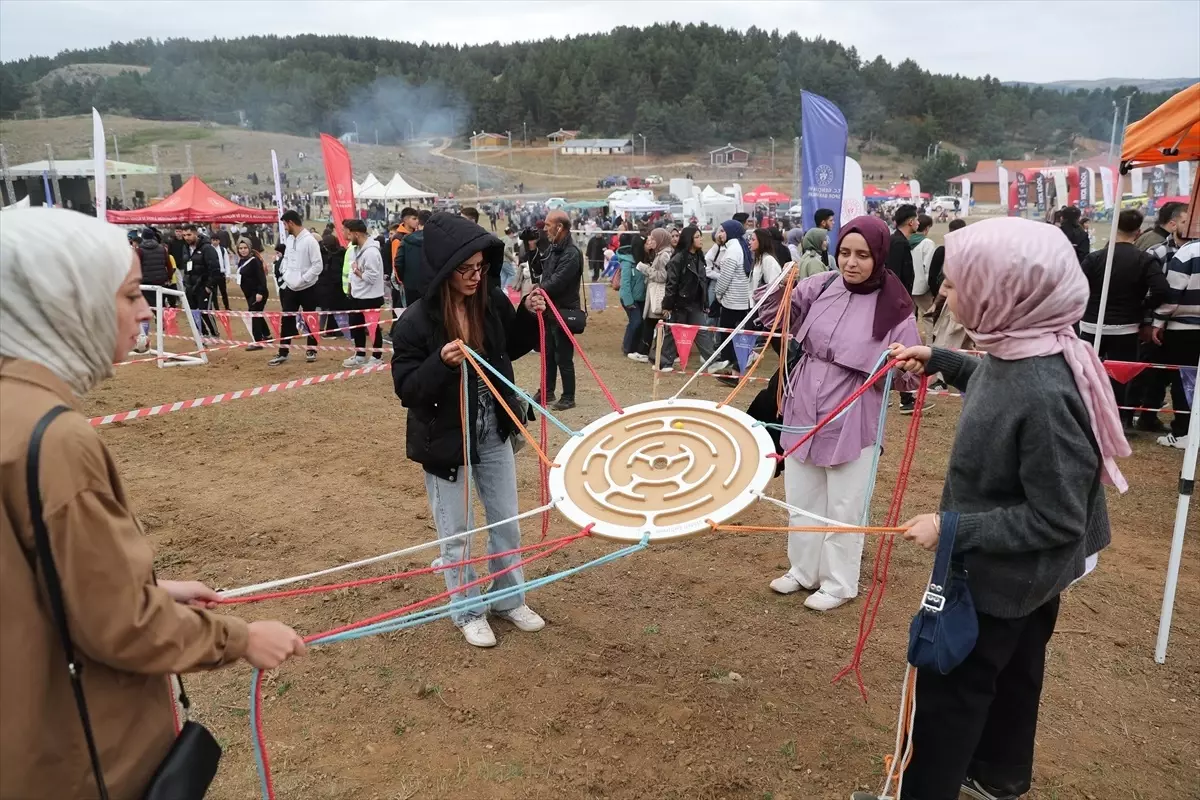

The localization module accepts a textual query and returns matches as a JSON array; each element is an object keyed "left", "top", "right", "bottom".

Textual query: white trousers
[{"left": 782, "top": 447, "right": 875, "bottom": 599}]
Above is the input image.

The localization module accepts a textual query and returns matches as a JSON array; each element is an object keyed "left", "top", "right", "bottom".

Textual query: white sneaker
[
  {"left": 658, "top": 365, "right": 674, "bottom": 373},
  {"left": 769, "top": 574, "right": 807, "bottom": 595},
  {"left": 709, "top": 359, "right": 731, "bottom": 373},
  {"left": 627, "top": 352, "right": 649, "bottom": 363},
  {"left": 343, "top": 355, "right": 366, "bottom": 368},
  {"left": 804, "top": 590, "right": 851, "bottom": 612},
  {"left": 459, "top": 617, "right": 497, "bottom": 647},
  {"left": 495, "top": 604, "right": 545, "bottom": 632},
  {"left": 365, "top": 356, "right": 384, "bottom": 367},
  {"left": 1157, "top": 433, "right": 1189, "bottom": 450}
]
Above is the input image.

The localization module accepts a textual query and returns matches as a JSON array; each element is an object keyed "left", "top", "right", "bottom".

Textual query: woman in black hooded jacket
[{"left": 391, "top": 212, "right": 548, "bottom": 649}]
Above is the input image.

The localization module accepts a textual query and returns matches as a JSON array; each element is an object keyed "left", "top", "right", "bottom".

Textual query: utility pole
[
  {"left": 112, "top": 133, "right": 128, "bottom": 208},
  {"left": 791, "top": 136, "right": 800, "bottom": 216},
  {"left": 0, "top": 143, "right": 15, "bottom": 207},
  {"left": 523, "top": 120, "right": 527, "bottom": 148},
  {"left": 638, "top": 133, "right": 646, "bottom": 164},
  {"left": 185, "top": 143, "right": 194, "bottom": 175},
  {"left": 46, "top": 143, "right": 62, "bottom": 209},
  {"left": 1107, "top": 101, "right": 1119, "bottom": 159},
  {"left": 553, "top": 139, "right": 558, "bottom": 175},
  {"left": 769, "top": 136, "right": 775, "bottom": 174},
  {"left": 150, "top": 143, "right": 164, "bottom": 198},
  {"left": 409, "top": 119, "right": 415, "bottom": 141},
  {"left": 472, "top": 131, "right": 482, "bottom": 200},
  {"left": 375, "top": 129, "right": 379, "bottom": 145},
  {"left": 506, "top": 131, "right": 512, "bottom": 166}
]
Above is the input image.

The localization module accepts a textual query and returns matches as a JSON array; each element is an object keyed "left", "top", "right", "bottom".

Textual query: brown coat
[{"left": 0, "top": 358, "right": 249, "bottom": 800}]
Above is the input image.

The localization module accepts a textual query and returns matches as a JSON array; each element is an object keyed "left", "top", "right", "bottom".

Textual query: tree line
[{"left": 0, "top": 25, "right": 1176, "bottom": 159}]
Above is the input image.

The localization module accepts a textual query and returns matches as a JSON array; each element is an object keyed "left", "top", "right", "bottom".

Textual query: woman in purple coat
[{"left": 758, "top": 216, "right": 921, "bottom": 611}]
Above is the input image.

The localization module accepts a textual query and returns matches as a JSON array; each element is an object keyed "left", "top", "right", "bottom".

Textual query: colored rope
[
  {"left": 456, "top": 341, "right": 578, "bottom": 437},
  {"left": 777, "top": 268, "right": 794, "bottom": 412},
  {"left": 710, "top": 523, "right": 909, "bottom": 534},
  {"left": 456, "top": 342, "right": 558, "bottom": 469},
  {"left": 535, "top": 288, "right": 623, "bottom": 414},
  {"left": 718, "top": 266, "right": 795, "bottom": 407},
  {"left": 458, "top": 361, "right": 472, "bottom": 588},
  {"left": 537, "top": 312, "right": 551, "bottom": 541},
  {"left": 772, "top": 359, "right": 898, "bottom": 463}
]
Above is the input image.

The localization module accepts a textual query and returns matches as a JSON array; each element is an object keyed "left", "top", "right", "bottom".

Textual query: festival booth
[
  {"left": 380, "top": 172, "right": 436, "bottom": 202},
  {"left": 743, "top": 184, "right": 790, "bottom": 205},
  {"left": 106, "top": 176, "right": 278, "bottom": 225},
  {"left": 1103, "top": 82, "right": 1200, "bottom": 664}
]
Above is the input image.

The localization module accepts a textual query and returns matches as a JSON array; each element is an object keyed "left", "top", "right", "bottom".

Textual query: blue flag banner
[
  {"left": 732, "top": 331, "right": 757, "bottom": 374},
  {"left": 335, "top": 312, "right": 351, "bottom": 339},
  {"left": 588, "top": 282, "right": 607, "bottom": 311},
  {"left": 41, "top": 172, "right": 54, "bottom": 207},
  {"left": 1182, "top": 366, "right": 1196, "bottom": 407},
  {"left": 801, "top": 91, "right": 849, "bottom": 244}
]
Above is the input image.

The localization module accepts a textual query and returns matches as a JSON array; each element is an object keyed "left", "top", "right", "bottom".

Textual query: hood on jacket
[{"left": 419, "top": 212, "right": 503, "bottom": 300}]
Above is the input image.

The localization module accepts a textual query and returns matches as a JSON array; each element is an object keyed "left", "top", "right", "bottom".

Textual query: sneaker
[
  {"left": 709, "top": 359, "right": 731, "bottom": 373},
  {"left": 657, "top": 365, "right": 674, "bottom": 373},
  {"left": 268, "top": 354, "right": 289, "bottom": 366},
  {"left": 343, "top": 355, "right": 367, "bottom": 368},
  {"left": 804, "top": 590, "right": 851, "bottom": 612},
  {"left": 899, "top": 399, "right": 935, "bottom": 415},
  {"left": 1156, "top": 433, "right": 1189, "bottom": 450},
  {"left": 458, "top": 617, "right": 497, "bottom": 648},
  {"left": 245, "top": 344, "right": 264, "bottom": 352},
  {"left": 365, "top": 356, "right": 384, "bottom": 367},
  {"left": 551, "top": 397, "right": 576, "bottom": 411},
  {"left": 495, "top": 604, "right": 545, "bottom": 632},
  {"left": 627, "top": 352, "right": 649, "bottom": 363},
  {"left": 961, "top": 777, "right": 1018, "bottom": 800},
  {"left": 769, "top": 574, "right": 810, "bottom": 595},
  {"left": 532, "top": 390, "right": 556, "bottom": 405},
  {"left": 716, "top": 376, "right": 740, "bottom": 387},
  {"left": 306, "top": 350, "right": 318, "bottom": 363}
]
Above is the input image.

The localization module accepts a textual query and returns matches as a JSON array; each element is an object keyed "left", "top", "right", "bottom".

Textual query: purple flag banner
[
  {"left": 801, "top": 91, "right": 848, "bottom": 245},
  {"left": 1182, "top": 366, "right": 1196, "bottom": 407},
  {"left": 732, "top": 331, "right": 757, "bottom": 374},
  {"left": 588, "top": 282, "right": 607, "bottom": 311}
]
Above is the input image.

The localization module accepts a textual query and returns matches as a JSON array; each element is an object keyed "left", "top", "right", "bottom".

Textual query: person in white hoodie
[
  {"left": 270, "top": 210, "right": 325, "bottom": 366},
  {"left": 909, "top": 213, "right": 937, "bottom": 326},
  {"left": 342, "top": 219, "right": 386, "bottom": 366}
]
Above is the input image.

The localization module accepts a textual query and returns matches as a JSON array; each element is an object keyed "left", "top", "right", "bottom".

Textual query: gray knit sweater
[{"left": 928, "top": 348, "right": 1112, "bottom": 619}]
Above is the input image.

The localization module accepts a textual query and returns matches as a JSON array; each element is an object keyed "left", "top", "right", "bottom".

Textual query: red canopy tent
[
  {"left": 863, "top": 184, "right": 891, "bottom": 198},
  {"left": 107, "top": 176, "right": 279, "bottom": 225},
  {"left": 743, "top": 183, "right": 791, "bottom": 204}
]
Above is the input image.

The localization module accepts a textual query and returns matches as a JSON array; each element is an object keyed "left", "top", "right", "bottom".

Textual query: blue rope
[
  {"left": 459, "top": 342, "right": 579, "bottom": 437},
  {"left": 461, "top": 362, "right": 473, "bottom": 584},
  {"left": 249, "top": 534, "right": 649, "bottom": 799}
]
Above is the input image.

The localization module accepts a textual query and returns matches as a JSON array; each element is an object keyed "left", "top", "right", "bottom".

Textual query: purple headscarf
[{"left": 837, "top": 215, "right": 914, "bottom": 341}]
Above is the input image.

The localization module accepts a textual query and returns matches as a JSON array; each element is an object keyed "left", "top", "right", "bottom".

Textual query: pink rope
[
  {"left": 535, "top": 289, "right": 623, "bottom": 414},
  {"left": 537, "top": 312, "right": 551, "bottom": 541}
]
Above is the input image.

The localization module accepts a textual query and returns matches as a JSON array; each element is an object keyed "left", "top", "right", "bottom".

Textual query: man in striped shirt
[{"left": 1149, "top": 239, "right": 1200, "bottom": 449}]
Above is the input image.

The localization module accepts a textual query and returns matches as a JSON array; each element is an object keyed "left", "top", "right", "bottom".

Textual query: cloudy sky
[{"left": 1, "top": 0, "right": 1198, "bottom": 83}]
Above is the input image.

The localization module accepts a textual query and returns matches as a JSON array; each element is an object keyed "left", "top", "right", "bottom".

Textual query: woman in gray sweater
[{"left": 854, "top": 218, "right": 1131, "bottom": 800}]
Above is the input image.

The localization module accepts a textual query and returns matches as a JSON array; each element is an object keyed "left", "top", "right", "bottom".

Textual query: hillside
[
  {"left": 1006, "top": 77, "right": 1196, "bottom": 93},
  {"left": 0, "top": 27, "right": 1180, "bottom": 163}
]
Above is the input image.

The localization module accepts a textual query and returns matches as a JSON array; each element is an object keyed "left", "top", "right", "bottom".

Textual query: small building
[
  {"left": 709, "top": 144, "right": 750, "bottom": 167},
  {"left": 948, "top": 159, "right": 1051, "bottom": 204},
  {"left": 560, "top": 138, "right": 633, "bottom": 156},
  {"left": 547, "top": 128, "right": 580, "bottom": 144},
  {"left": 470, "top": 132, "right": 507, "bottom": 150}
]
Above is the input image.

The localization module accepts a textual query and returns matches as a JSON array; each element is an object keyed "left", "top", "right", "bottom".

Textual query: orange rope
[
  {"left": 776, "top": 267, "right": 794, "bottom": 411},
  {"left": 709, "top": 522, "right": 909, "bottom": 534},
  {"left": 882, "top": 667, "right": 919, "bottom": 785},
  {"left": 718, "top": 267, "right": 796, "bottom": 408},
  {"left": 456, "top": 342, "right": 558, "bottom": 469}
]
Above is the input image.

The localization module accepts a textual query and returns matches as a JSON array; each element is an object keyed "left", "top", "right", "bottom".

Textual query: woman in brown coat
[{"left": 0, "top": 207, "right": 306, "bottom": 799}]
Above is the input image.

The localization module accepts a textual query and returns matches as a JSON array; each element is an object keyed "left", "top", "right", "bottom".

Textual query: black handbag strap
[
  {"left": 26, "top": 405, "right": 110, "bottom": 800},
  {"left": 920, "top": 511, "right": 960, "bottom": 614}
]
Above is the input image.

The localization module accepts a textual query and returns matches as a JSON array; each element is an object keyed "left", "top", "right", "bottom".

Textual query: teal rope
[{"left": 459, "top": 342, "right": 579, "bottom": 437}]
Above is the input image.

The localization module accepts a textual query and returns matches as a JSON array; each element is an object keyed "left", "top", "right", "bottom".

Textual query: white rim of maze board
[{"left": 548, "top": 398, "right": 777, "bottom": 543}]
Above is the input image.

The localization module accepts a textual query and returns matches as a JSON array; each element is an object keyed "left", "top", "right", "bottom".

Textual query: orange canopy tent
[
  {"left": 1120, "top": 82, "right": 1200, "bottom": 171},
  {"left": 107, "top": 176, "right": 279, "bottom": 225}
]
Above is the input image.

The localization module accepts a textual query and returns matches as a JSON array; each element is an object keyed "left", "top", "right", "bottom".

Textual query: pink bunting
[
  {"left": 162, "top": 307, "right": 178, "bottom": 337},
  {"left": 216, "top": 311, "right": 233, "bottom": 340},
  {"left": 364, "top": 309, "right": 381, "bottom": 344},
  {"left": 265, "top": 312, "right": 282, "bottom": 342},
  {"left": 672, "top": 324, "right": 698, "bottom": 368},
  {"left": 1104, "top": 360, "right": 1148, "bottom": 385},
  {"left": 302, "top": 312, "right": 321, "bottom": 343}
]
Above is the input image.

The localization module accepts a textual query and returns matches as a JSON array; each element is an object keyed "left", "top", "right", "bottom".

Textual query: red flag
[
  {"left": 319, "top": 133, "right": 355, "bottom": 246},
  {"left": 302, "top": 311, "right": 322, "bottom": 343},
  {"left": 1104, "top": 360, "right": 1148, "bottom": 385},
  {"left": 216, "top": 311, "right": 233, "bottom": 340},
  {"left": 364, "top": 309, "right": 381, "bottom": 344},
  {"left": 672, "top": 324, "right": 698, "bottom": 367},
  {"left": 266, "top": 312, "right": 282, "bottom": 342},
  {"left": 162, "top": 307, "right": 178, "bottom": 336}
]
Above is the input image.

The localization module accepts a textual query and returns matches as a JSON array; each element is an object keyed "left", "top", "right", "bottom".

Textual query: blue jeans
[
  {"left": 423, "top": 409, "right": 525, "bottom": 626},
  {"left": 622, "top": 301, "right": 645, "bottom": 354}
]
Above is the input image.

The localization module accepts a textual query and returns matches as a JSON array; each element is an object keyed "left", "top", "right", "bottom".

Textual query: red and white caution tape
[{"left": 89, "top": 363, "right": 388, "bottom": 427}]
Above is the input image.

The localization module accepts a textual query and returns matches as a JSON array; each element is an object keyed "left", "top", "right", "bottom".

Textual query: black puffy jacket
[
  {"left": 137, "top": 240, "right": 170, "bottom": 286},
  {"left": 390, "top": 213, "right": 538, "bottom": 481},
  {"left": 662, "top": 248, "right": 707, "bottom": 313},
  {"left": 538, "top": 237, "right": 582, "bottom": 311}
]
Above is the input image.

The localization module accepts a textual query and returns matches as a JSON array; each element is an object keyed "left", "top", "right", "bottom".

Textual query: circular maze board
[{"left": 549, "top": 399, "right": 777, "bottom": 542}]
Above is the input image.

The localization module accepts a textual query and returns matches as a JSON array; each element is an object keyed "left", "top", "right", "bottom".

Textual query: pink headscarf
[{"left": 944, "top": 217, "right": 1130, "bottom": 492}]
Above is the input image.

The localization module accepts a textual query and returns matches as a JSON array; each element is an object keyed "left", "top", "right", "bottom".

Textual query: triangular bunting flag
[
  {"left": 190, "top": 310, "right": 203, "bottom": 335},
  {"left": 216, "top": 311, "right": 234, "bottom": 340},
  {"left": 732, "top": 332, "right": 757, "bottom": 374},
  {"left": 301, "top": 312, "right": 322, "bottom": 344},
  {"left": 1182, "top": 366, "right": 1196, "bottom": 407},
  {"left": 364, "top": 309, "right": 381, "bottom": 345},
  {"left": 162, "top": 307, "right": 179, "bottom": 336},
  {"left": 671, "top": 324, "right": 698, "bottom": 368},
  {"left": 1104, "top": 360, "right": 1148, "bottom": 385},
  {"left": 394, "top": 307, "right": 405, "bottom": 323},
  {"left": 588, "top": 283, "right": 607, "bottom": 311},
  {"left": 265, "top": 312, "right": 282, "bottom": 342},
  {"left": 239, "top": 312, "right": 255, "bottom": 339},
  {"left": 335, "top": 312, "right": 351, "bottom": 340}
]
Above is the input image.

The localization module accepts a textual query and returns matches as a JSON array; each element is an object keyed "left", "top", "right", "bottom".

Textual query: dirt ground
[{"left": 87, "top": 287, "right": 1196, "bottom": 800}]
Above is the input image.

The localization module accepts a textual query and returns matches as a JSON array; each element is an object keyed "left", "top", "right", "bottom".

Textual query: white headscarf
[{"left": 0, "top": 207, "right": 133, "bottom": 395}]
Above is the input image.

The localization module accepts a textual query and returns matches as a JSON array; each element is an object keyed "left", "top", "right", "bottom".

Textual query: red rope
[
  {"left": 833, "top": 377, "right": 930, "bottom": 700},
  {"left": 537, "top": 312, "right": 551, "bottom": 541},
  {"left": 772, "top": 360, "right": 898, "bottom": 463},
  {"left": 535, "top": 288, "right": 623, "bottom": 414}
]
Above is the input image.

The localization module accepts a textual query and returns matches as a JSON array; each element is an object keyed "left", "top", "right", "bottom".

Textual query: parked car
[
  {"left": 597, "top": 175, "right": 620, "bottom": 189},
  {"left": 628, "top": 176, "right": 646, "bottom": 189},
  {"left": 645, "top": 174, "right": 664, "bottom": 185},
  {"left": 931, "top": 195, "right": 959, "bottom": 212},
  {"left": 546, "top": 197, "right": 567, "bottom": 209}
]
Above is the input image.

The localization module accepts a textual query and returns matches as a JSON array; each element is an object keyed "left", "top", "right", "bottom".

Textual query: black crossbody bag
[{"left": 26, "top": 406, "right": 222, "bottom": 800}]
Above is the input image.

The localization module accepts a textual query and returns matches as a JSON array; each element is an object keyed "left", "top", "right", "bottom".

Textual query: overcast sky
[{"left": 1, "top": 0, "right": 1198, "bottom": 83}]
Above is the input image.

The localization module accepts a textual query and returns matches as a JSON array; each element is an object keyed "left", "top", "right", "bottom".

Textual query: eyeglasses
[{"left": 455, "top": 261, "right": 490, "bottom": 277}]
